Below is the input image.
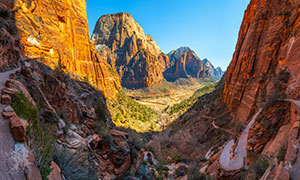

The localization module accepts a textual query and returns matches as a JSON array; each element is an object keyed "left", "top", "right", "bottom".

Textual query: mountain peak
[
  {"left": 100, "top": 12, "right": 132, "bottom": 19},
  {"left": 174, "top": 46, "right": 192, "bottom": 54},
  {"left": 92, "top": 12, "right": 161, "bottom": 55},
  {"left": 202, "top": 58, "right": 210, "bottom": 65}
]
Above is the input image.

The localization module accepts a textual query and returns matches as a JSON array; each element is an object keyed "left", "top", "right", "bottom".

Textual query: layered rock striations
[
  {"left": 164, "top": 47, "right": 210, "bottom": 81},
  {"left": 223, "top": 0, "right": 300, "bottom": 122},
  {"left": 12, "top": 0, "right": 121, "bottom": 98},
  {"left": 92, "top": 13, "right": 169, "bottom": 89}
]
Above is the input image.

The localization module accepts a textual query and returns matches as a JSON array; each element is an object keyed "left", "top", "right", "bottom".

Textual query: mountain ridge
[{"left": 92, "top": 14, "right": 223, "bottom": 88}]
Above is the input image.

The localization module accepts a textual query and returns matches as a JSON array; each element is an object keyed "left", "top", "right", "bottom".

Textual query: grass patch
[
  {"left": 277, "top": 143, "right": 287, "bottom": 163},
  {"left": 12, "top": 92, "right": 55, "bottom": 180},
  {"left": 244, "top": 155, "right": 269, "bottom": 180}
]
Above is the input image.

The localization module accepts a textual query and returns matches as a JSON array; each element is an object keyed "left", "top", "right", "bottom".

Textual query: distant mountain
[
  {"left": 91, "top": 13, "right": 169, "bottom": 89},
  {"left": 92, "top": 13, "right": 223, "bottom": 89},
  {"left": 202, "top": 58, "right": 224, "bottom": 80},
  {"left": 164, "top": 47, "right": 222, "bottom": 81}
]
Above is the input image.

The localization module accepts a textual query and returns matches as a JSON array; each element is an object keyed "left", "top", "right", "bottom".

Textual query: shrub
[
  {"left": 155, "top": 162, "right": 169, "bottom": 174},
  {"left": 260, "top": 84, "right": 267, "bottom": 103},
  {"left": 175, "top": 166, "right": 187, "bottom": 177},
  {"left": 8, "top": 20, "right": 18, "bottom": 36},
  {"left": 248, "top": 155, "right": 269, "bottom": 180},
  {"left": 94, "top": 121, "right": 113, "bottom": 146},
  {"left": 234, "top": 122, "right": 245, "bottom": 134},
  {"left": 187, "top": 165, "right": 211, "bottom": 180},
  {"left": 277, "top": 69, "right": 290, "bottom": 83},
  {"left": 0, "top": 8, "right": 11, "bottom": 19},
  {"left": 12, "top": 92, "right": 55, "bottom": 180},
  {"left": 277, "top": 143, "right": 287, "bottom": 163},
  {"left": 95, "top": 100, "right": 106, "bottom": 123}
]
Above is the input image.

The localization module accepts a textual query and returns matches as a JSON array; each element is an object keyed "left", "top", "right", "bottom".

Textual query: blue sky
[{"left": 86, "top": 0, "right": 250, "bottom": 70}]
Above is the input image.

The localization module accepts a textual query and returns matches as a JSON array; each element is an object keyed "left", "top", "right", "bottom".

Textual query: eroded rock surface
[
  {"left": 223, "top": 0, "right": 300, "bottom": 122},
  {"left": 11, "top": 0, "right": 121, "bottom": 98},
  {"left": 92, "top": 13, "right": 168, "bottom": 89}
]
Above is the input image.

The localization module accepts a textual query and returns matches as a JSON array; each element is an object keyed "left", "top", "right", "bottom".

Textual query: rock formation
[
  {"left": 202, "top": 59, "right": 224, "bottom": 80},
  {"left": 223, "top": 0, "right": 300, "bottom": 122},
  {"left": 164, "top": 47, "right": 210, "bottom": 81},
  {"left": 11, "top": 0, "right": 121, "bottom": 98},
  {"left": 92, "top": 13, "right": 169, "bottom": 89},
  {"left": 6, "top": 61, "right": 144, "bottom": 179}
]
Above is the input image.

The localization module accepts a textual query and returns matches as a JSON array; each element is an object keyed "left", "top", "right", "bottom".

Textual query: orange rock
[
  {"left": 92, "top": 13, "right": 168, "bottom": 89},
  {"left": 9, "top": 115, "right": 28, "bottom": 142},
  {"left": 48, "top": 161, "right": 62, "bottom": 180},
  {"left": 25, "top": 165, "right": 42, "bottom": 180},
  {"left": 13, "top": 0, "right": 121, "bottom": 98},
  {"left": 2, "top": 111, "right": 16, "bottom": 118},
  {"left": 223, "top": 0, "right": 300, "bottom": 122},
  {"left": 1, "top": 94, "right": 11, "bottom": 105}
]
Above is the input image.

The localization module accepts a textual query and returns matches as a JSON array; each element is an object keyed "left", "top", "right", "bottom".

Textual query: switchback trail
[{"left": 219, "top": 109, "right": 262, "bottom": 171}]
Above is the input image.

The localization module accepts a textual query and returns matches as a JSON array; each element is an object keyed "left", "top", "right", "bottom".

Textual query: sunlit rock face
[
  {"left": 92, "top": 13, "right": 169, "bottom": 89},
  {"left": 164, "top": 47, "right": 210, "bottom": 82},
  {"left": 12, "top": 0, "right": 121, "bottom": 98},
  {"left": 223, "top": 0, "right": 300, "bottom": 122}
]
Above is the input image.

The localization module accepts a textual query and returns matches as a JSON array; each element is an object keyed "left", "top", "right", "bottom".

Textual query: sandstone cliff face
[
  {"left": 164, "top": 47, "right": 210, "bottom": 81},
  {"left": 92, "top": 13, "right": 168, "bottom": 89},
  {"left": 223, "top": 0, "right": 300, "bottom": 122},
  {"left": 11, "top": 0, "right": 121, "bottom": 98},
  {"left": 0, "top": 2, "right": 23, "bottom": 72}
]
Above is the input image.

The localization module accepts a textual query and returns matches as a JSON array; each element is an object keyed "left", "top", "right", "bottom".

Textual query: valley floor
[{"left": 112, "top": 78, "right": 217, "bottom": 132}]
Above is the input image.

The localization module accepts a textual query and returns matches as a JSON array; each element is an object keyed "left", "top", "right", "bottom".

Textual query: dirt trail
[
  {"left": 0, "top": 67, "right": 26, "bottom": 180},
  {"left": 219, "top": 109, "right": 262, "bottom": 171}
]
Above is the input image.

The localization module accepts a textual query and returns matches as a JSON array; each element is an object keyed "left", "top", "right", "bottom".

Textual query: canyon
[{"left": 0, "top": 0, "right": 300, "bottom": 179}]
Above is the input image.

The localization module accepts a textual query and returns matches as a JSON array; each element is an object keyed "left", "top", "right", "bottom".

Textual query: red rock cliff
[
  {"left": 92, "top": 13, "right": 168, "bottom": 89},
  {"left": 223, "top": 0, "right": 300, "bottom": 122},
  {"left": 12, "top": 0, "right": 121, "bottom": 98}
]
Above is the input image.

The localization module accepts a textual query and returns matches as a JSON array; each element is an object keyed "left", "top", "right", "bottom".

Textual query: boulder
[
  {"left": 2, "top": 87, "right": 18, "bottom": 96},
  {"left": 2, "top": 110, "right": 16, "bottom": 118},
  {"left": 48, "top": 161, "right": 62, "bottom": 180},
  {"left": 1, "top": 94, "right": 11, "bottom": 105},
  {"left": 25, "top": 165, "right": 42, "bottom": 180},
  {"left": 9, "top": 116, "right": 28, "bottom": 142}
]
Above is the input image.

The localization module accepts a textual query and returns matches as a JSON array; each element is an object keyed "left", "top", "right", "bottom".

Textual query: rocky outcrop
[
  {"left": 92, "top": 13, "right": 168, "bottom": 89},
  {"left": 202, "top": 59, "right": 224, "bottom": 80},
  {"left": 9, "top": 115, "right": 28, "bottom": 142},
  {"left": 223, "top": 0, "right": 300, "bottom": 122},
  {"left": 11, "top": 0, "right": 121, "bottom": 98},
  {"left": 7, "top": 61, "right": 146, "bottom": 179},
  {"left": 164, "top": 47, "right": 210, "bottom": 81},
  {"left": 0, "top": 2, "right": 23, "bottom": 72}
]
